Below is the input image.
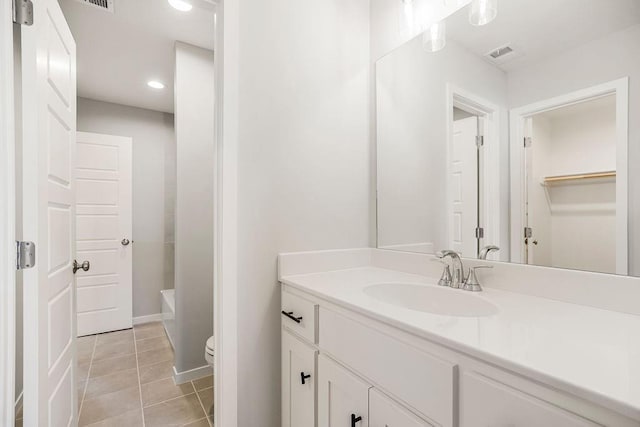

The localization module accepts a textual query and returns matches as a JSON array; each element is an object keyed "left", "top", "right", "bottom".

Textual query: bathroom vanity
[{"left": 279, "top": 249, "right": 640, "bottom": 427}]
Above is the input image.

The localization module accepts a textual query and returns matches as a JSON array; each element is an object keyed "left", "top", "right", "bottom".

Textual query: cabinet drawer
[
  {"left": 319, "top": 307, "right": 457, "bottom": 427},
  {"left": 282, "top": 290, "right": 317, "bottom": 343},
  {"left": 282, "top": 331, "right": 317, "bottom": 427},
  {"left": 461, "top": 372, "right": 600, "bottom": 427}
]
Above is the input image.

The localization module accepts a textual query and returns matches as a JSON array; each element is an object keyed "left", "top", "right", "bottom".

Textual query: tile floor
[{"left": 16, "top": 321, "right": 214, "bottom": 426}]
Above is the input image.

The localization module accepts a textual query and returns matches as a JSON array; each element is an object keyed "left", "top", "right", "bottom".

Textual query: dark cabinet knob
[
  {"left": 300, "top": 372, "right": 311, "bottom": 385},
  {"left": 351, "top": 414, "right": 362, "bottom": 427}
]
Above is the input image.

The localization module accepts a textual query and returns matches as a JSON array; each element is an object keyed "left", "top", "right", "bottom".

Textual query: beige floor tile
[
  {"left": 133, "top": 321, "right": 162, "bottom": 331},
  {"left": 134, "top": 323, "right": 166, "bottom": 341},
  {"left": 196, "top": 387, "right": 214, "bottom": 417},
  {"left": 136, "top": 335, "right": 171, "bottom": 353},
  {"left": 78, "top": 360, "right": 91, "bottom": 382},
  {"left": 143, "top": 393, "right": 205, "bottom": 426},
  {"left": 14, "top": 418, "right": 22, "bottom": 427},
  {"left": 84, "top": 368, "right": 140, "bottom": 400},
  {"left": 79, "top": 386, "right": 141, "bottom": 426},
  {"left": 95, "top": 329, "right": 134, "bottom": 345},
  {"left": 84, "top": 408, "right": 143, "bottom": 427},
  {"left": 92, "top": 340, "right": 136, "bottom": 361},
  {"left": 15, "top": 404, "right": 22, "bottom": 420},
  {"left": 192, "top": 375, "right": 213, "bottom": 391},
  {"left": 78, "top": 336, "right": 96, "bottom": 364},
  {"left": 137, "top": 346, "right": 174, "bottom": 367},
  {"left": 139, "top": 360, "right": 175, "bottom": 385},
  {"left": 78, "top": 380, "right": 87, "bottom": 405},
  {"left": 89, "top": 354, "right": 138, "bottom": 378},
  {"left": 141, "top": 377, "right": 194, "bottom": 407},
  {"left": 183, "top": 418, "right": 211, "bottom": 427}
]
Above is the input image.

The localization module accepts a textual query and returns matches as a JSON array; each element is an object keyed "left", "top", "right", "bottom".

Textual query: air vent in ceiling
[
  {"left": 488, "top": 45, "right": 513, "bottom": 59},
  {"left": 74, "top": 0, "right": 115, "bottom": 13}
]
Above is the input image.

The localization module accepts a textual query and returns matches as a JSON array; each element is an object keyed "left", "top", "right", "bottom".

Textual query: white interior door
[
  {"left": 75, "top": 132, "right": 132, "bottom": 336},
  {"left": 450, "top": 116, "right": 479, "bottom": 257},
  {"left": 21, "top": 0, "right": 77, "bottom": 424}
]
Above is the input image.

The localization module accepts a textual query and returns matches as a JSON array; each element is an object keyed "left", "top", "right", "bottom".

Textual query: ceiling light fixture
[
  {"left": 469, "top": 0, "right": 497, "bottom": 26},
  {"left": 423, "top": 20, "right": 446, "bottom": 53},
  {"left": 147, "top": 80, "right": 165, "bottom": 89},
  {"left": 168, "top": 0, "right": 193, "bottom": 12}
]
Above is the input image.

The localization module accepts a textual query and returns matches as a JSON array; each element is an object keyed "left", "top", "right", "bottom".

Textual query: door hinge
[
  {"left": 16, "top": 241, "right": 36, "bottom": 270},
  {"left": 475, "top": 135, "right": 484, "bottom": 147},
  {"left": 475, "top": 227, "right": 484, "bottom": 239},
  {"left": 524, "top": 137, "right": 532, "bottom": 148},
  {"left": 524, "top": 227, "right": 533, "bottom": 238},
  {"left": 12, "top": 0, "right": 33, "bottom": 26}
]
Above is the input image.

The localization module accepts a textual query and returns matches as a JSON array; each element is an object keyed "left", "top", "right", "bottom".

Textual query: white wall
[
  {"left": 174, "top": 42, "right": 215, "bottom": 374},
  {"left": 376, "top": 35, "right": 508, "bottom": 251},
  {"left": 508, "top": 24, "right": 640, "bottom": 275},
  {"left": 76, "top": 97, "right": 176, "bottom": 317},
  {"left": 235, "top": 0, "right": 371, "bottom": 424}
]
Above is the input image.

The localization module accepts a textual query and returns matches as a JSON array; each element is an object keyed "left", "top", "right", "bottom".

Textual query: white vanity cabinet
[
  {"left": 318, "top": 355, "right": 371, "bottom": 427},
  {"left": 282, "top": 331, "right": 317, "bottom": 427},
  {"left": 281, "top": 286, "right": 640, "bottom": 427}
]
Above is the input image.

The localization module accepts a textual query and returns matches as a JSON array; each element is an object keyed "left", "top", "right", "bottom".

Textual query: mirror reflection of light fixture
[
  {"left": 423, "top": 21, "right": 446, "bottom": 52},
  {"left": 469, "top": 0, "right": 497, "bottom": 26}
]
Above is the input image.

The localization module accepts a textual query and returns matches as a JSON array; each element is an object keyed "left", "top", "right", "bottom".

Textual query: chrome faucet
[
  {"left": 479, "top": 245, "right": 500, "bottom": 260},
  {"left": 436, "top": 250, "right": 465, "bottom": 289}
]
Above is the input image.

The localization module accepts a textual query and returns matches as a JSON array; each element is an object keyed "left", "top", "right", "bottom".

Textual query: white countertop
[{"left": 281, "top": 266, "right": 640, "bottom": 420}]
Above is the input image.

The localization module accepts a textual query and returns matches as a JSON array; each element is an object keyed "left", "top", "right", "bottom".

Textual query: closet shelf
[{"left": 541, "top": 170, "right": 616, "bottom": 186}]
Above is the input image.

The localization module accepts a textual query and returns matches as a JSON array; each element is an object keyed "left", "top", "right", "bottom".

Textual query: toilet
[{"left": 205, "top": 335, "right": 215, "bottom": 366}]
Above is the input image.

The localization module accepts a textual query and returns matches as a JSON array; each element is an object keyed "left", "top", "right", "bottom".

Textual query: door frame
[
  {"left": 446, "top": 84, "right": 502, "bottom": 258},
  {"left": 0, "top": 0, "right": 16, "bottom": 424},
  {"left": 509, "top": 78, "right": 629, "bottom": 274}
]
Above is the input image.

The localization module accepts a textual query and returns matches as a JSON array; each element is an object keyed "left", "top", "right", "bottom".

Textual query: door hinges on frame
[
  {"left": 524, "top": 137, "right": 532, "bottom": 148},
  {"left": 524, "top": 227, "right": 533, "bottom": 238},
  {"left": 475, "top": 135, "right": 484, "bottom": 147},
  {"left": 12, "top": 0, "right": 33, "bottom": 26},
  {"left": 475, "top": 227, "right": 485, "bottom": 239},
  {"left": 16, "top": 241, "right": 35, "bottom": 270}
]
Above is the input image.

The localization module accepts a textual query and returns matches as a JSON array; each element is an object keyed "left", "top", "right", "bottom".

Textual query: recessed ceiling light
[
  {"left": 168, "top": 0, "right": 192, "bottom": 11},
  {"left": 147, "top": 80, "right": 165, "bottom": 89}
]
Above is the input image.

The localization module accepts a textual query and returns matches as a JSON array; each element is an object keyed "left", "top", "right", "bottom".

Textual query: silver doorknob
[
  {"left": 121, "top": 239, "right": 130, "bottom": 246},
  {"left": 73, "top": 260, "right": 90, "bottom": 274}
]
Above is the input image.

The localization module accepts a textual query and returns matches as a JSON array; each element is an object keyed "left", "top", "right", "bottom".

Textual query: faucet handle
[
  {"left": 438, "top": 264, "right": 452, "bottom": 287},
  {"left": 463, "top": 265, "right": 493, "bottom": 292}
]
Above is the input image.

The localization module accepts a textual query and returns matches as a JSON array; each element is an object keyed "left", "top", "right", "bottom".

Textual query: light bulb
[
  {"left": 423, "top": 21, "right": 446, "bottom": 52},
  {"left": 168, "top": 0, "right": 193, "bottom": 12},
  {"left": 469, "top": 0, "right": 497, "bottom": 26},
  {"left": 147, "top": 81, "right": 165, "bottom": 89}
]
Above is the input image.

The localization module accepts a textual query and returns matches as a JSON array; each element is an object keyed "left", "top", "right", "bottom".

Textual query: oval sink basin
[{"left": 363, "top": 283, "right": 498, "bottom": 317}]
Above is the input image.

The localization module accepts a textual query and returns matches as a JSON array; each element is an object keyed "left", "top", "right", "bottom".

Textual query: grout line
[
  {"left": 78, "top": 335, "right": 98, "bottom": 420},
  {"left": 132, "top": 327, "right": 146, "bottom": 427},
  {"left": 193, "top": 383, "right": 211, "bottom": 426}
]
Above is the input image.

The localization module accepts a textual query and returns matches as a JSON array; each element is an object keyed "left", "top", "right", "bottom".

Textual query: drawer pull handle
[
  {"left": 300, "top": 372, "right": 311, "bottom": 385},
  {"left": 351, "top": 414, "right": 362, "bottom": 426},
  {"left": 281, "top": 310, "right": 303, "bottom": 324}
]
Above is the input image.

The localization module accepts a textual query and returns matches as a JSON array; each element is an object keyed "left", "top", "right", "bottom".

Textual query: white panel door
[
  {"left": 75, "top": 132, "right": 132, "bottom": 336},
  {"left": 369, "top": 389, "right": 434, "bottom": 427},
  {"left": 318, "top": 354, "right": 371, "bottom": 427},
  {"left": 450, "top": 117, "right": 479, "bottom": 257},
  {"left": 21, "top": 0, "right": 77, "bottom": 424}
]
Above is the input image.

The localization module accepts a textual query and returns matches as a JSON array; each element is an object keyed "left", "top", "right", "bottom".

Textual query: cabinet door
[
  {"left": 461, "top": 372, "right": 601, "bottom": 427},
  {"left": 318, "top": 354, "right": 371, "bottom": 427},
  {"left": 282, "top": 331, "right": 317, "bottom": 427},
  {"left": 369, "top": 389, "right": 434, "bottom": 427}
]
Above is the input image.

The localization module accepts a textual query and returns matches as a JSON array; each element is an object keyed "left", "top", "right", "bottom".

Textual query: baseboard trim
[
  {"left": 173, "top": 364, "right": 213, "bottom": 385},
  {"left": 133, "top": 313, "right": 163, "bottom": 325}
]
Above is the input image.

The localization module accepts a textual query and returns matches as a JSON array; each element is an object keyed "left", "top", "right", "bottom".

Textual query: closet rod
[{"left": 542, "top": 170, "right": 616, "bottom": 184}]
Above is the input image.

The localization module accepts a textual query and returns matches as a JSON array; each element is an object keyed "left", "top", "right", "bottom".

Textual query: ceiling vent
[
  {"left": 74, "top": 0, "right": 115, "bottom": 13},
  {"left": 487, "top": 45, "right": 513, "bottom": 60}
]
